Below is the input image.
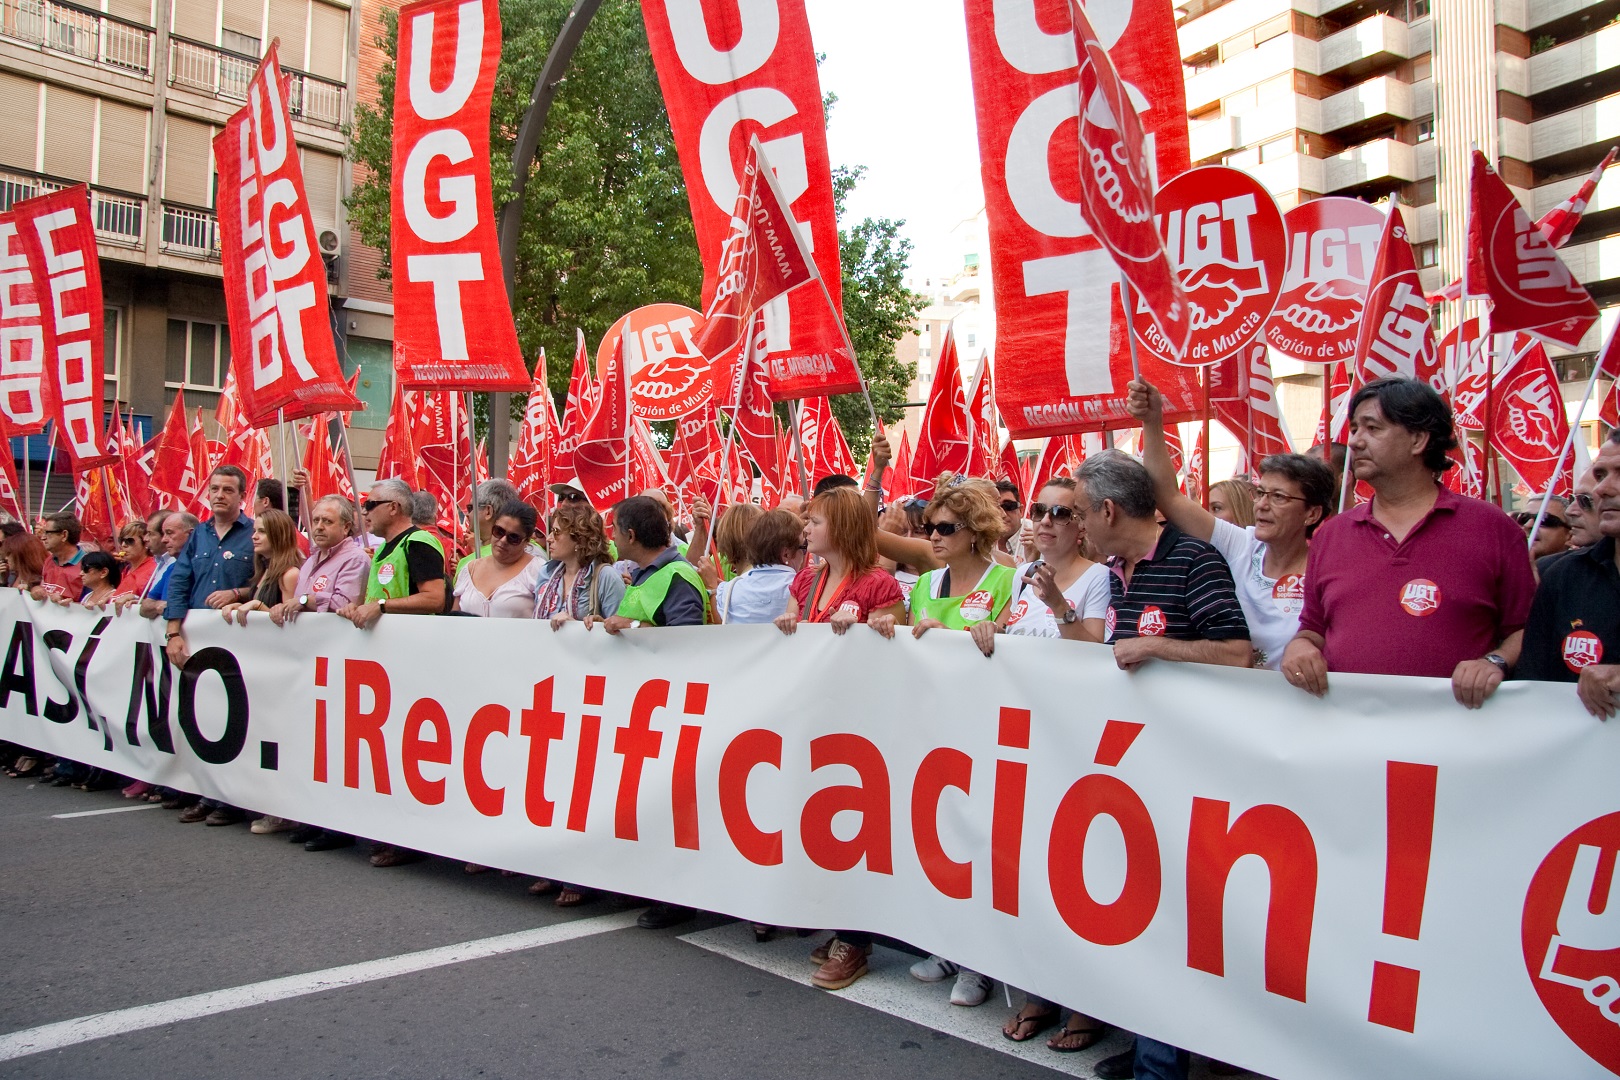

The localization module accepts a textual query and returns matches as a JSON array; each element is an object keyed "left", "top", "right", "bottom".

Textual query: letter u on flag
[
  {"left": 215, "top": 47, "right": 361, "bottom": 427},
  {"left": 390, "top": 0, "right": 528, "bottom": 391}
]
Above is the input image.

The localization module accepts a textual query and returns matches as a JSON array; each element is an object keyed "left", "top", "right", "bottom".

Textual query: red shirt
[
  {"left": 1298, "top": 485, "right": 1535, "bottom": 678},
  {"left": 38, "top": 549, "right": 84, "bottom": 599},
  {"left": 115, "top": 556, "right": 157, "bottom": 599},
  {"left": 790, "top": 565, "right": 903, "bottom": 623}
]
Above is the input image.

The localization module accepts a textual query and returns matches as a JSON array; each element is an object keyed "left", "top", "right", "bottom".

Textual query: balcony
[
  {"left": 1319, "top": 75, "right": 1416, "bottom": 134},
  {"left": 1530, "top": 90, "right": 1620, "bottom": 164},
  {"left": 1318, "top": 15, "right": 1410, "bottom": 78},
  {"left": 0, "top": 168, "right": 145, "bottom": 248},
  {"left": 168, "top": 36, "right": 345, "bottom": 127},
  {"left": 1183, "top": 34, "right": 1318, "bottom": 112},
  {"left": 1534, "top": 168, "right": 1620, "bottom": 220},
  {"left": 1323, "top": 138, "right": 1417, "bottom": 191},
  {"left": 1530, "top": 23, "right": 1620, "bottom": 97},
  {"left": 1189, "top": 115, "right": 1238, "bottom": 162},
  {"left": 0, "top": 0, "right": 153, "bottom": 77},
  {"left": 159, "top": 201, "right": 218, "bottom": 261}
]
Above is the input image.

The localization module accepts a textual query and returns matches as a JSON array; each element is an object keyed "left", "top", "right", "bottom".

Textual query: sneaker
[
  {"left": 909, "top": 954, "right": 960, "bottom": 983},
  {"left": 250, "top": 816, "right": 296, "bottom": 835},
  {"left": 204, "top": 808, "right": 245, "bottom": 826},
  {"left": 122, "top": 781, "right": 153, "bottom": 799},
  {"left": 810, "top": 940, "right": 869, "bottom": 990},
  {"left": 177, "top": 803, "right": 210, "bottom": 823},
  {"left": 949, "top": 969, "right": 992, "bottom": 1007},
  {"left": 810, "top": 937, "right": 869, "bottom": 966}
]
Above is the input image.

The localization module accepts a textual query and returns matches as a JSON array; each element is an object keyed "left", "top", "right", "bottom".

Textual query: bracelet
[{"left": 165, "top": 631, "right": 181, "bottom": 640}]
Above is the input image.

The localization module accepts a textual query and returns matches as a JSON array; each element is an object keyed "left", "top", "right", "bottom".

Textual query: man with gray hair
[
  {"left": 1079, "top": 450, "right": 1250, "bottom": 1080},
  {"left": 273, "top": 495, "right": 370, "bottom": 626}
]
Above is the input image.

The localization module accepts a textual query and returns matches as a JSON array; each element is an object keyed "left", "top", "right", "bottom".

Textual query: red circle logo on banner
[
  {"left": 597, "top": 304, "right": 710, "bottom": 422},
  {"left": 1521, "top": 811, "right": 1620, "bottom": 1074},
  {"left": 1134, "top": 166, "right": 1287, "bottom": 368},
  {"left": 1263, "top": 197, "right": 1385, "bottom": 366}
]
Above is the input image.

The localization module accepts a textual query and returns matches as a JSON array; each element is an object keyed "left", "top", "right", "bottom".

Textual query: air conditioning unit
[{"left": 318, "top": 229, "right": 340, "bottom": 254}]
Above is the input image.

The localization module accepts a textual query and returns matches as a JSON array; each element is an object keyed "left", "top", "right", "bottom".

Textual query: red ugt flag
[
  {"left": 509, "top": 352, "right": 559, "bottom": 508},
  {"left": 573, "top": 336, "right": 633, "bottom": 510},
  {"left": 1353, "top": 203, "right": 1438, "bottom": 387},
  {"left": 911, "top": 324, "right": 973, "bottom": 489}
]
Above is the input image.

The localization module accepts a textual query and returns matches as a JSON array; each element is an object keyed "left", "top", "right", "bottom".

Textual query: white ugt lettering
[{"left": 408, "top": 253, "right": 483, "bottom": 361}]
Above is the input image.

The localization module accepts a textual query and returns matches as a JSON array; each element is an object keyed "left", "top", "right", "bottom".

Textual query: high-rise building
[
  {"left": 1176, "top": 0, "right": 1620, "bottom": 471},
  {"left": 0, "top": 0, "right": 396, "bottom": 498}
]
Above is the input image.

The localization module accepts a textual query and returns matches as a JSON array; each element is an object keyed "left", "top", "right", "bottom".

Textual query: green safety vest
[
  {"left": 366, "top": 528, "right": 446, "bottom": 602},
  {"left": 911, "top": 563, "right": 1015, "bottom": 630},
  {"left": 617, "top": 557, "right": 707, "bottom": 625},
  {"left": 454, "top": 543, "right": 493, "bottom": 580}
]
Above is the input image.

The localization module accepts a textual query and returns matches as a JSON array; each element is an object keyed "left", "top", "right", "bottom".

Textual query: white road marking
[
  {"left": 0, "top": 909, "right": 644, "bottom": 1062},
  {"left": 51, "top": 804, "right": 163, "bottom": 819}
]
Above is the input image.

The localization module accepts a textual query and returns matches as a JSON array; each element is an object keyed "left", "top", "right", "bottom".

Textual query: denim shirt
[{"left": 165, "top": 514, "right": 255, "bottom": 619}]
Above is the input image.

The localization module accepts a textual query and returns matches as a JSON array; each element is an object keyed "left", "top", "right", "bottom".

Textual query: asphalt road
[{"left": 0, "top": 778, "right": 1243, "bottom": 1080}]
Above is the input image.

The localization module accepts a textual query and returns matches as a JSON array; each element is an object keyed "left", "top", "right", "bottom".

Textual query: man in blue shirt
[{"left": 164, "top": 465, "right": 254, "bottom": 826}]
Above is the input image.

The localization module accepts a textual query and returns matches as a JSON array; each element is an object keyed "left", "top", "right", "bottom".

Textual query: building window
[
  {"left": 1417, "top": 242, "right": 1439, "bottom": 267},
  {"left": 1416, "top": 117, "right": 1434, "bottom": 142},
  {"left": 966, "top": 333, "right": 977, "bottom": 349},
  {"left": 1259, "top": 135, "right": 1295, "bottom": 163},
  {"left": 1410, "top": 0, "right": 1430, "bottom": 17},
  {"left": 165, "top": 318, "right": 231, "bottom": 391},
  {"left": 221, "top": 29, "right": 261, "bottom": 57},
  {"left": 104, "top": 307, "right": 122, "bottom": 401}
]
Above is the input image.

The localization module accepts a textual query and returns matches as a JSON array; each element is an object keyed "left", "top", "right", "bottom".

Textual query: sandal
[
  {"left": 1002, "top": 1005, "right": 1061, "bottom": 1042},
  {"left": 555, "top": 885, "right": 592, "bottom": 907},
  {"left": 1046, "top": 1014, "right": 1108, "bottom": 1053},
  {"left": 7, "top": 756, "right": 40, "bottom": 778}
]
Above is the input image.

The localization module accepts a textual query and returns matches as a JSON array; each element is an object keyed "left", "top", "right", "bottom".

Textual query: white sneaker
[
  {"left": 250, "top": 816, "right": 295, "bottom": 835},
  {"left": 909, "top": 954, "right": 960, "bottom": 982},
  {"left": 949, "top": 969, "right": 992, "bottom": 1006}
]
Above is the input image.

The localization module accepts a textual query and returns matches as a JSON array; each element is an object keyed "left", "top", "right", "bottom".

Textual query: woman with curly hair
[{"left": 536, "top": 501, "right": 624, "bottom": 628}]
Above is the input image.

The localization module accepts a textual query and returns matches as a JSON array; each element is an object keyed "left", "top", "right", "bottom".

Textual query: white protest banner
[{"left": 1, "top": 594, "right": 1616, "bottom": 1079}]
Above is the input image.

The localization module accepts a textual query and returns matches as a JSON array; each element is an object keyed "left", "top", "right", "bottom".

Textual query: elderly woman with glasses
[{"left": 453, "top": 500, "right": 544, "bottom": 618}]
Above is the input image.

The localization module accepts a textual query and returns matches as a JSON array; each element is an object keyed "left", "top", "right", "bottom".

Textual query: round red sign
[
  {"left": 596, "top": 304, "right": 710, "bottom": 423},
  {"left": 1263, "top": 197, "right": 1385, "bottom": 366},
  {"left": 1134, "top": 166, "right": 1288, "bottom": 368}
]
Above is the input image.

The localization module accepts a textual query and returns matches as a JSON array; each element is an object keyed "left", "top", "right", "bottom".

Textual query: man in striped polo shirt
[{"left": 1074, "top": 450, "right": 1251, "bottom": 1080}]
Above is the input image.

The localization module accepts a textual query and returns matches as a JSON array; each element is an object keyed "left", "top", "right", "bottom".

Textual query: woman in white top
[
  {"left": 972, "top": 476, "right": 1110, "bottom": 656},
  {"left": 453, "top": 501, "right": 544, "bottom": 619},
  {"left": 1126, "top": 378, "right": 1337, "bottom": 670},
  {"left": 713, "top": 509, "right": 805, "bottom": 624}
]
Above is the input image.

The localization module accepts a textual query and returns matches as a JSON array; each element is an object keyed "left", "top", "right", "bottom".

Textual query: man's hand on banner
[
  {"left": 270, "top": 599, "right": 299, "bottom": 626},
  {"left": 1577, "top": 663, "right": 1620, "bottom": 719},
  {"left": 205, "top": 589, "right": 237, "bottom": 609},
  {"left": 1281, "top": 633, "right": 1330, "bottom": 696},
  {"left": 338, "top": 600, "right": 383, "bottom": 630},
  {"left": 165, "top": 628, "right": 189, "bottom": 668},
  {"left": 1452, "top": 657, "right": 1506, "bottom": 710},
  {"left": 601, "top": 615, "right": 635, "bottom": 635}
]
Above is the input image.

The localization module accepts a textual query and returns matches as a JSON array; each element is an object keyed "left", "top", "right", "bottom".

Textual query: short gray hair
[
  {"left": 369, "top": 478, "right": 413, "bottom": 510},
  {"left": 475, "top": 478, "right": 519, "bottom": 513},
  {"left": 410, "top": 490, "right": 437, "bottom": 526},
  {"left": 313, "top": 495, "right": 356, "bottom": 533},
  {"left": 1076, "top": 450, "right": 1157, "bottom": 520}
]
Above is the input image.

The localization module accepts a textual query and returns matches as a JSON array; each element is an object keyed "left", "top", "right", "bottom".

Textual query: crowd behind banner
[{"left": 4, "top": 372, "right": 1620, "bottom": 1079}]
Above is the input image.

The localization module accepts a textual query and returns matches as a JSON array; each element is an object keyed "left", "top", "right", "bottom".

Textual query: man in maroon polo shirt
[{"left": 1281, "top": 377, "right": 1535, "bottom": 708}]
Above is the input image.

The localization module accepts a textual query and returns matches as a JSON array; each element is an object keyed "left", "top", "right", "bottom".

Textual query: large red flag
[
  {"left": 555, "top": 329, "right": 596, "bottom": 483},
  {"left": 1028, "top": 433, "right": 1085, "bottom": 499},
  {"left": 148, "top": 392, "right": 200, "bottom": 513},
  {"left": 0, "top": 450, "right": 22, "bottom": 522},
  {"left": 1539, "top": 147, "right": 1617, "bottom": 248},
  {"left": 1467, "top": 150, "right": 1599, "bottom": 349},
  {"left": 188, "top": 409, "right": 213, "bottom": 514},
  {"left": 966, "top": 353, "right": 999, "bottom": 477},
  {"left": 0, "top": 209, "right": 50, "bottom": 437},
  {"left": 414, "top": 391, "right": 468, "bottom": 538},
  {"left": 11, "top": 186, "right": 114, "bottom": 469},
  {"left": 1488, "top": 343, "right": 1571, "bottom": 495},
  {"left": 389, "top": 0, "right": 526, "bottom": 391},
  {"left": 962, "top": 0, "right": 1203, "bottom": 439},
  {"left": 641, "top": 1, "right": 857, "bottom": 401},
  {"left": 1213, "top": 344, "right": 1292, "bottom": 464},
  {"left": 1353, "top": 203, "right": 1438, "bottom": 387},
  {"left": 911, "top": 324, "right": 973, "bottom": 487},
  {"left": 114, "top": 409, "right": 151, "bottom": 519},
  {"left": 375, "top": 383, "right": 423, "bottom": 488},
  {"left": 573, "top": 336, "right": 633, "bottom": 509},
  {"left": 798, "top": 396, "right": 858, "bottom": 485},
  {"left": 509, "top": 353, "right": 558, "bottom": 509},
  {"left": 213, "top": 54, "right": 360, "bottom": 427},
  {"left": 890, "top": 427, "right": 916, "bottom": 501},
  {"left": 301, "top": 413, "right": 355, "bottom": 504},
  {"left": 213, "top": 369, "right": 274, "bottom": 496}
]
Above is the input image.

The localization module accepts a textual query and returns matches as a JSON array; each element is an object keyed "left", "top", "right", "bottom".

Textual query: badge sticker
[
  {"left": 1272, "top": 573, "right": 1305, "bottom": 614},
  {"left": 377, "top": 563, "right": 396, "bottom": 586},
  {"left": 1399, "top": 579, "right": 1441, "bottom": 617},
  {"left": 313, "top": 574, "right": 330, "bottom": 593},
  {"left": 959, "top": 590, "right": 994, "bottom": 623},
  {"left": 837, "top": 600, "right": 862, "bottom": 620},
  {"left": 1006, "top": 599, "right": 1029, "bottom": 626},
  {"left": 1105, "top": 606, "right": 1117, "bottom": 640},
  {"left": 1138, "top": 605, "right": 1167, "bottom": 636},
  {"left": 1563, "top": 630, "right": 1603, "bottom": 673}
]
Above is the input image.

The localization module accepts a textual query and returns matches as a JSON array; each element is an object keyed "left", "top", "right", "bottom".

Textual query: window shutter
[
  {"left": 266, "top": 0, "right": 306, "bottom": 68},
  {"left": 97, "top": 101, "right": 149, "bottom": 192},
  {"left": 44, "top": 87, "right": 95, "bottom": 182},
  {"left": 169, "top": 0, "right": 215, "bottom": 42},
  {"left": 163, "top": 116, "right": 214, "bottom": 206},
  {"left": 105, "top": 0, "right": 154, "bottom": 26},
  {"left": 306, "top": 1, "right": 346, "bottom": 80},
  {"left": 300, "top": 149, "right": 340, "bottom": 233},
  {"left": 220, "top": 0, "right": 261, "bottom": 41},
  {"left": 0, "top": 75, "right": 39, "bottom": 173}
]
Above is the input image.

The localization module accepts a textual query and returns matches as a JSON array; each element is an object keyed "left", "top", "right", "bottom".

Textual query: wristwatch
[
  {"left": 376, "top": 598, "right": 387, "bottom": 614},
  {"left": 1484, "top": 652, "right": 1508, "bottom": 673},
  {"left": 1059, "top": 603, "right": 1078, "bottom": 625},
  {"left": 297, "top": 594, "right": 310, "bottom": 608}
]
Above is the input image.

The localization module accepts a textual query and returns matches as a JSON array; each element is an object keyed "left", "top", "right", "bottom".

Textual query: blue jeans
[{"left": 1134, "top": 1037, "right": 1190, "bottom": 1080}]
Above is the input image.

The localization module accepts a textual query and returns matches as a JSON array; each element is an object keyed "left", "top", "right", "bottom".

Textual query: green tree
[{"left": 348, "top": 0, "right": 918, "bottom": 454}]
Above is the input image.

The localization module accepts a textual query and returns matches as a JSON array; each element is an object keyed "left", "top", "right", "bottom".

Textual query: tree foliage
[{"left": 347, "top": 0, "right": 919, "bottom": 454}]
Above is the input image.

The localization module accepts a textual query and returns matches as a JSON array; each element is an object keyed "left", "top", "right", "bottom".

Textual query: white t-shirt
[
  {"left": 1207, "top": 517, "right": 1304, "bottom": 670},
  {"left": 1004, "top": 561, "right": 1112, "bottom": 638}
]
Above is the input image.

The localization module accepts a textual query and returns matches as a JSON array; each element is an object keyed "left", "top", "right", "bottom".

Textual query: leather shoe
[
  {"left": 636, "top": 903, "right": 695, "bottom": 930},
  {"left": 304, "top": 831, "right": 355, "bottom": 852},
  {"left": 287, "top": 825, "right": 320, "bottom": 844},
  {"left": 1093, "top": 1045, "right": 1136, "bottom": 1080},
  {"left": 161, "top": 794, "right": 196, "bottom": 810},
  {"left": 370, "top": 846, "right": 425, "bottom": 867},
  {"left": 204, "top": 808, "right": 244, "bottom": 826},
  {"left": 176, "top": 803, "right": 210, "bottom": 823},
  {"left": 810, "top": 940, "right": 869, "bottom": 990}
]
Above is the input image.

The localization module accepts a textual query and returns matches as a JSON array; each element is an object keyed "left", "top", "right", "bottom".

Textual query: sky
[{"left": 803, "top": 0, "right": 985, "bottom": 288}]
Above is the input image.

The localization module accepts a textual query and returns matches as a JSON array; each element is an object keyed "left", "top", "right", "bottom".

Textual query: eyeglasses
[
  {"left": 557, "top": 490, "right": 587, "bottom": 503},
  {"left": 1513, "top": 511, "right": 1570, "bottom": 530},
  {"left": 1253, "top": 487, "right": 1309, "bottom": 506},
  {"left": 362, "top": 499, "right": 397, "bottom": 513},
  {"left": 489, "top": 524, "right": 525, "bottom": 546},
  {"left": 999, "top": 500, "right": 1022, "bottom": 513},
  {"left": 118, "top": 536, "right": 138, "bottom": 546},
  {"left": 923, "top": 520, "right": 965, "bottom": 537},
  {"left": 1575, "top": 493, "right": 1595, "bottom": 511},
  {"left": 1028, "top": 503, "right": 1077, "bottom": 523}
]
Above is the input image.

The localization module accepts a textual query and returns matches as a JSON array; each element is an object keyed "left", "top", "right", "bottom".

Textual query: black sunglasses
[
  {"left": 489, "top": 524, "right": 525, "bottom": 546},
  {"left": 999, "top": 500, "right": 1022, "bottom": 513},
  {"left": 1028, "top": 502, "right": 1077, "bottom": 523},
  {"left": 923, "top": 521, "right": 965, "bottom": 537},
  {"left": 118, "top": 536, "right": 138, "bottom": 546},
  {"left": 556, "top": 490, "right": 587, "bottom": 503},
  {"left": 362, "top": 499, "right": 398, "bottom": 512},
  {"left": 1575, "top": 493, "right": 1595, "bottom": 511},
  {"left": 1514, "top": 511, "right": 1569, "bottom": 530}
]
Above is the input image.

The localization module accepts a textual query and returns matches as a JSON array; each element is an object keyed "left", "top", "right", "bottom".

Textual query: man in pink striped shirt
[{"left": 271, "top": 496, "right": 369, "bottom": 623}]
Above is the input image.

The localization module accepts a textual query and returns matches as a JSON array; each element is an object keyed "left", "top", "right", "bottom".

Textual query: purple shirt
[
  {"left": 293, "top": 537, "right": 370, "bottom": 612},
  {"left": 1298, "top": 485, "right": 1536, "bottom": 678}
]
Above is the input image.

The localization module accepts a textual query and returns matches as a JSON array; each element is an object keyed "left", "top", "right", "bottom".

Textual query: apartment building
[
  {"left": 1176, "top": 0, "right": 1620, "bottom": 463},
  {"left": 0, "top": 0, "right": 396, "bottom": 485}
]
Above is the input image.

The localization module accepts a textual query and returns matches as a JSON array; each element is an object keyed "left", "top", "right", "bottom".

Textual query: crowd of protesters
[{"left": 3, "top": 374, "right": 1616, "bottom": 1080}]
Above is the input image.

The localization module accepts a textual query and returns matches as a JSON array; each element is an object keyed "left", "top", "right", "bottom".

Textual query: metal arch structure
[{"left": 489, "top": 0, "right": 604, "bottom": 476}]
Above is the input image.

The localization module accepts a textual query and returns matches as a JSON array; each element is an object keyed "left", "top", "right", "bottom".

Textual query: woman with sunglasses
[
  {"left": 1128, "top": 379, "right": 1336, "bottom": 670},
  {"left": 112, "top": 521, "right": 158, "bottom": 601},
  {"left": 971, "top": 476, "right": 1109, "bottom": 658},
  {"left": 453, "top": 501, "right": 545, "bottom": 618}
]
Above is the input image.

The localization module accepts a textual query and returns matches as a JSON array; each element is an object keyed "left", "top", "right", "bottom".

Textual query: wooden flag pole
[
  {"left": 1119, "top": 273, "right": 1143, "bottom": 382},
  {"left": 790, "top": 400, "right": 811, "bottom": 500},
  {"left": 466, "top": 391, "right": 482, "bottom": 558}
]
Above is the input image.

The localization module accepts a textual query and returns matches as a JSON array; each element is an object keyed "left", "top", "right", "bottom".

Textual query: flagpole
[
  {"left": 20, "top": 435, "right": 32, "bottom": 525},
  {"left": 707, "top": 330, "right": 754, "bottom": 558},
  {"left": 330, "top": 412, "right": 363, "bottom": 543},
  {"left": 101, "top": 465, "right": 116, "bottom": 533},
  {"left": 38, "top": 426, "right": 56, "bottom": 523},
  {"left": 790, "top": 400, "right": 811, "bottom": 499},
  {"left": 1199, "top": 369, "right": 1210, "bottom": 506},
  {"left": 1524, "top": 354, "right": 1606, "bottom": 550},
  {"left": 466, "top": 391, "right": 481, "bottom": 557},
  {"left": 1119, "top": 273, "right": 1143, "bottom": 381},
  {"left": 276, "top": 408, "right": 290, "bottom": 513}
]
